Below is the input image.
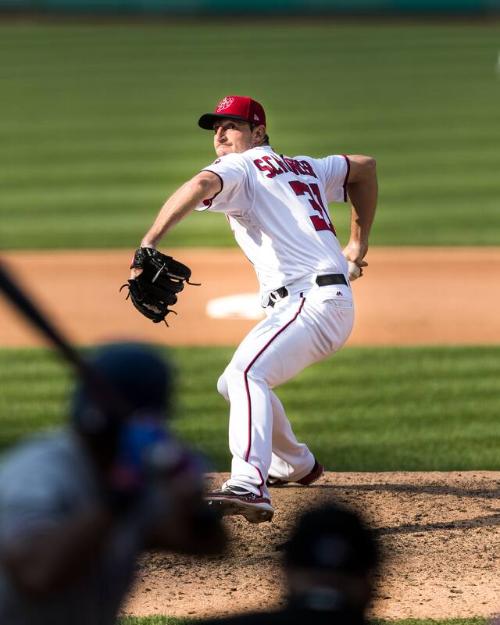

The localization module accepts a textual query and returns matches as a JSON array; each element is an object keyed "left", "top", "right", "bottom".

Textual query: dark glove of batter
[{"left": 121, "top": 247, "right": 198, "bottom": 324}]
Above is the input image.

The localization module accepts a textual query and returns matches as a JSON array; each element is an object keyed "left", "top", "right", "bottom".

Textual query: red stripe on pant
[{"left": 243, "top": 297, "right": 306, "bottom": 493}]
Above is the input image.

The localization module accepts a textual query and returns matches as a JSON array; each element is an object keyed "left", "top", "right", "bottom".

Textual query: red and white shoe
[
  {"left": 266, "top": 459, "right": 324, "bottom": 487},
  {"left": 206, "top": 486, "right": 274, "bottom": 524}
]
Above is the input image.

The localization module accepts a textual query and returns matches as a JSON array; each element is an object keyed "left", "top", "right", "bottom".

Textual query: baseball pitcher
[{"left": 130, "top": 95, "right": 378, "bottom": 523}]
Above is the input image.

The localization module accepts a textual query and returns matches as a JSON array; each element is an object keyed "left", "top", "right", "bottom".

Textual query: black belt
[
  {"left": 267, "top": 274, "right": 348, "bottom": 307},
  {"left": 315, "top": 273, "right": 348, "bottom": 287}
]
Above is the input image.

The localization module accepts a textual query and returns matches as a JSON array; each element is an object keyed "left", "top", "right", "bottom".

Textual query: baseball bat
[{"left": 0, "top": 258, "right": 129, "bottom": 421}]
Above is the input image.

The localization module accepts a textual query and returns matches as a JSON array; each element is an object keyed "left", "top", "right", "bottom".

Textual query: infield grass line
[{"left": 1, "top": 345, "right": 499, "bottom": 471}]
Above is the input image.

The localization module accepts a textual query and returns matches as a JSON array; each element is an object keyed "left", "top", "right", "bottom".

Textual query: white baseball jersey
[
  {"left": 198, "top": 145, "right": 350, "bottom": 296},
  {"left": 197, "top": 145, "right": 356, "bottom": 503}
]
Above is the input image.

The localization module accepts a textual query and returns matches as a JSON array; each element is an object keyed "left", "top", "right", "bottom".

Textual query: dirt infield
[
  {"left": 1, "top": 247, "right": 500, "bottom": 347},
  {"left": 2, "top": 247, "right": 499, "bottom": 619},
  {"left": 124, "top": 471, "right": 500, "bottom": 620}
]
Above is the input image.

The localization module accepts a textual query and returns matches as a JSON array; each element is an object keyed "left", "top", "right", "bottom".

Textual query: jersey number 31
[{"left": 288, "top": 180, "right": 336, "bottom": 235}]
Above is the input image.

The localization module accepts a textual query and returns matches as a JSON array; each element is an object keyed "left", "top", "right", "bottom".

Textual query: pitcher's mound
[{"left": 124, "top": 471, "right": 500, "bottom": 620}]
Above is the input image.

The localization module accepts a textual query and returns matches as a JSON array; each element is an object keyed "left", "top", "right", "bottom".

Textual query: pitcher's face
[{"left": 213, "top": 119, "right": 264, "bottom": 157}]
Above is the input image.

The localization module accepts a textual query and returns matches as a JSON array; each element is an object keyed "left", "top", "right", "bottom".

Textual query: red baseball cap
[{"left": 198, "top": 95, "right": 266, "bottom": 130}]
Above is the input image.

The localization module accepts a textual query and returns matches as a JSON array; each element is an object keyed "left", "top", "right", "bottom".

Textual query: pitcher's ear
[{"left": 252, "top": 124, "right": 267, "bottom": 145}]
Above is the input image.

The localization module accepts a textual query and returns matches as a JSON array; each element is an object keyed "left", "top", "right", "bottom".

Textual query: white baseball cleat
[{"left": 206, "top": 486, "right": 274, "bottom": 523}]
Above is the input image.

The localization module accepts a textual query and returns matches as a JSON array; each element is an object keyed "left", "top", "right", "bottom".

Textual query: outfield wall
[{"left": 1, "top": 0, "right": 500, "bottom": 13}]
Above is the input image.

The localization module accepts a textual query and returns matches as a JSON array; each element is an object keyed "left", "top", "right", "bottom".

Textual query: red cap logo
[
  {"left": 198, "top": 95, "right": 266, "bottom": 130},
  {"left": 216, "top": 96, "right": 236, "bottom": 112}
]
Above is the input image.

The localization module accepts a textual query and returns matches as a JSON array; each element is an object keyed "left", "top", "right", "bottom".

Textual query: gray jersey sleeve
[{"left": 0, "top": 435, "right": 89, "bottom": 546}]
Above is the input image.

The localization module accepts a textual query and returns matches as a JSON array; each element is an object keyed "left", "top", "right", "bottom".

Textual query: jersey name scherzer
[{"left": 198, "top": 145, "right": 350, "bottom": 295}]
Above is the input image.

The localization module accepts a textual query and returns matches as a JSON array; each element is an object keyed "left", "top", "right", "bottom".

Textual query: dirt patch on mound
[{"left": 124, "top": 471, "right": 500, "bottom": 620}]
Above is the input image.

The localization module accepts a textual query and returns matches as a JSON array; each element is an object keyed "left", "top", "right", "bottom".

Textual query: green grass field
[
  {"left": 1, "top": 344, "right": 499, "bottom": 470},
  {"left": 1, "top": 21, "right": 500, "bottom": 250}
]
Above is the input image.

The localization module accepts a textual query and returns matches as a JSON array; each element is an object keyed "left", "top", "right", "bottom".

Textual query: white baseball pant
[{"left": 216, "top": 281, "right": 354, "bottom": 498}]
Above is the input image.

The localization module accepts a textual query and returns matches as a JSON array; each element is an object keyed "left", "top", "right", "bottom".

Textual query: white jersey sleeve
[
  {"left": 198, "top": 153, "right": 249, "bottom": 214},
  {"left": 307, "top": 154, "right": 350, "bottom": 203}
]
